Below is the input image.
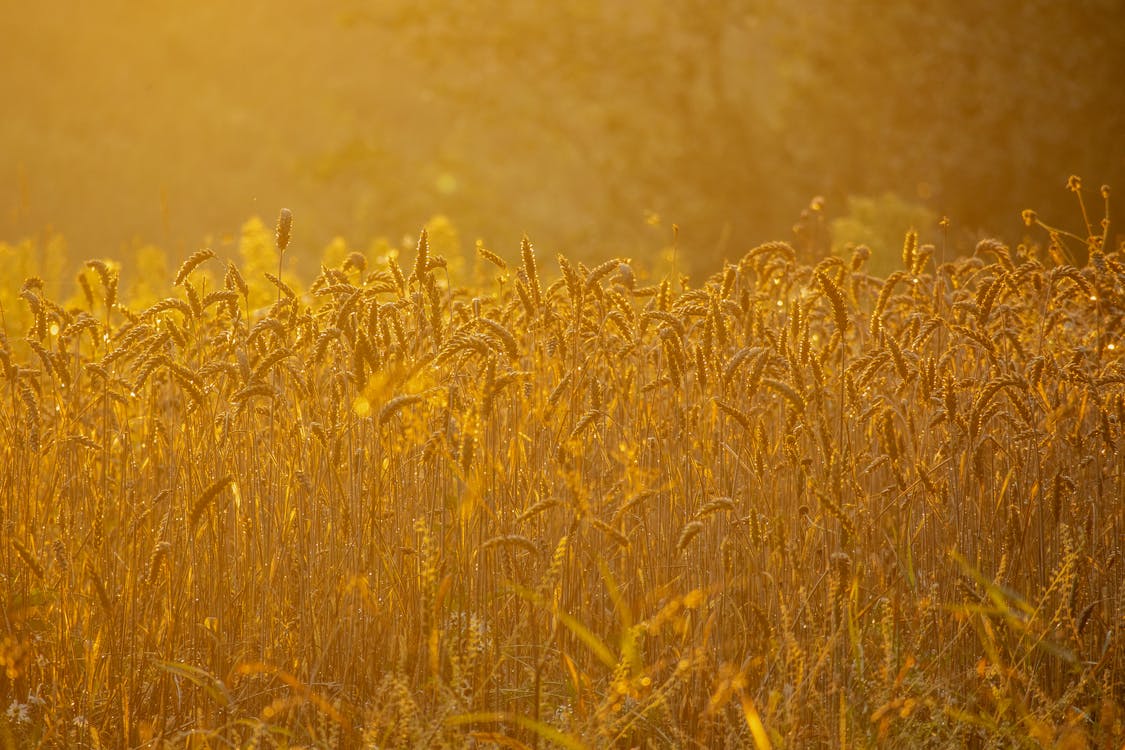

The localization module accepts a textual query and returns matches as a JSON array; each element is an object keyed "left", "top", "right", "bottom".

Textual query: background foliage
[{"left": 2, "top": 0, "right": 1122, "bottom": 273}]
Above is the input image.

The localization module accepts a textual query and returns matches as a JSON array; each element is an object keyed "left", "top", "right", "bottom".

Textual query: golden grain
[
  {"left": 276, "top": 208, "right": 293, "bottom": 251},
  {"left": 174, "top": 248, "right": 216, "bottom": 286},
  {"left": 4, "top": 201, "right": 1121, "bottom": 746},
  {"left": 521, "top": 235, "right": 541, "bottom": 312}
]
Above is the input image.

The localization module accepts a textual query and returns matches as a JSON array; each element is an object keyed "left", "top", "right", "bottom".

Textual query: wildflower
[{"left": 5, "top": 700, "right": 30, "bottom": 725}]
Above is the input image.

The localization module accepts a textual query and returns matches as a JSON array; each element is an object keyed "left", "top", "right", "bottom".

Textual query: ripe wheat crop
[{"left": 1, "top": 195, "right": 1123, "bottom": 748}]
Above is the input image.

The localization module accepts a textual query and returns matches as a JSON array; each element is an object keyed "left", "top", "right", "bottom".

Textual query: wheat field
[{"left": 1, "top": 196, "right": 1123, "bottom": 748}]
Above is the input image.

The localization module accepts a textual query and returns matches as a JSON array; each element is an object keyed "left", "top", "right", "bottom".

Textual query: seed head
[{"left": 276, "top": 208, "right": 293, "bottom": 252}]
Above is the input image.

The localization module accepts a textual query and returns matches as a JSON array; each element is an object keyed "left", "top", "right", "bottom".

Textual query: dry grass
[{"left": 1, "top": 196, "right": 1123, "bottom": 748}]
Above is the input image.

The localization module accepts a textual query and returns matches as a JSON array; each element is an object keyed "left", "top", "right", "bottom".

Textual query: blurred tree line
[
  {"left": 352, "top": 0, "right": 1123, "bottom": 271},
  {"left": 2, "top": 0, "right": 1121, "bottom": 275}
]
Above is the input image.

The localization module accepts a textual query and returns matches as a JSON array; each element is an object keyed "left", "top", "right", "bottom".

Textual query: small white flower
[{"left": 5, "top": 700, "right": 30, "bottom": 725}]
